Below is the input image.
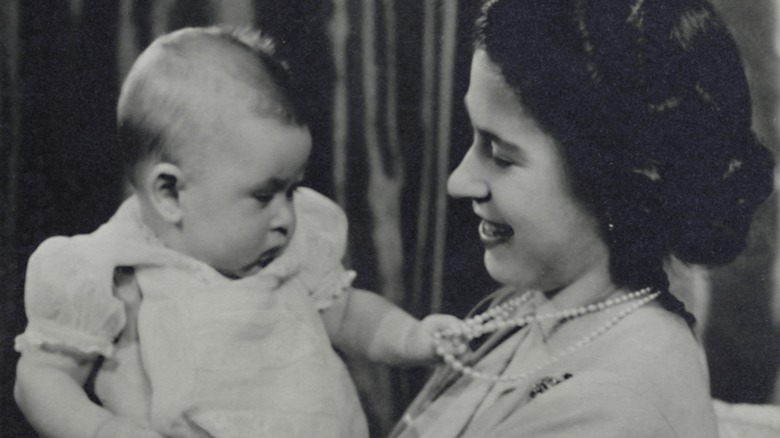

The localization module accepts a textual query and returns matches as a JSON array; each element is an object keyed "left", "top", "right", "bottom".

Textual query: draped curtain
[{"left": 1, "top": 1, "right": 779, "bottom": 436}]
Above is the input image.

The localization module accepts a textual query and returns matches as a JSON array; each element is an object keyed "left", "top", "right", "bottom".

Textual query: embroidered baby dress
[{"left": 15, "top": 188, "right": 368, "bottom": 438}]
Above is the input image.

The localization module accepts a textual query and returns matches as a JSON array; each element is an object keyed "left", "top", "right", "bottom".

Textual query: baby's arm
[
  {"left": 322, "top": 288, "right": 461, "bottom": 365},
  {"left": 15, "top": 349, "right": 162, "bottom": 438}
]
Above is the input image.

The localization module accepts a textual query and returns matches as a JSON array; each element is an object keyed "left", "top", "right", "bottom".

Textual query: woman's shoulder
[
  {"left": 568, "top": 304, "right": 717, "bottom": 436},
  {"left": 595, "top": 302, "right": 706, "bottom": 370},
  {"left": 581, "top": 304, "right": 709, "bottom": 389}
]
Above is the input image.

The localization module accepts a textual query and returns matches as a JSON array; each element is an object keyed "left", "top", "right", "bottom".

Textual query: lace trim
[
  {"left": 313, "top": 270, "right": 357, "bottom": 311},
  {"left": 14, "top": 319, "right": 115, "bottom": 358}
]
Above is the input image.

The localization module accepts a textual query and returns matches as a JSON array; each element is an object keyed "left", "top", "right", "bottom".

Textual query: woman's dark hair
[{"left": 476, "top": 0, "right": 775, "bottom": 322}]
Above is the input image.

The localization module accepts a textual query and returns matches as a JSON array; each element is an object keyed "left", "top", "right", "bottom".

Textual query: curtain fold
[{"left": 0, "top": 6, "right": 21, "bottom": 420}]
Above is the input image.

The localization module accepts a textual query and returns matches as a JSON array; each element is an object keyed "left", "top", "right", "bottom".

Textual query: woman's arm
[{"left": 14, "top": 349, "right": 162, "bottom": 438}]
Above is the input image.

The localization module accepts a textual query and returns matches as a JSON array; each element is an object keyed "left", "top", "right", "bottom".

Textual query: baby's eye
[{"left": 254, "top": 194, "right": 274, "bottom": 205}]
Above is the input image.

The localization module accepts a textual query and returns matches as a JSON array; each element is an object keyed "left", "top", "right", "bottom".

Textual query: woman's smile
[{"left": 478, "top": 218, "right": 514, "bottom": 246}]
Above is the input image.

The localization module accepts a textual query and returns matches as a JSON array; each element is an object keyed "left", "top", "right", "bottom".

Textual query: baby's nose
[{"left": 271, "top": 196, "right": 295, "bottom": 235}]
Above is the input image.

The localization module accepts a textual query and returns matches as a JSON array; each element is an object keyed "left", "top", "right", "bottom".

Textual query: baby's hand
[
  {"left": 404, "top": 314, "right": 467, "bottom": 364},
  {"left": 93, "top": 416, "right": 165, "bottom": 438}
]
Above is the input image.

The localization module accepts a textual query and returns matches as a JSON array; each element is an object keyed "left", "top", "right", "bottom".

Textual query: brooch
[{"left": 529, "top": 373, "right": 573, "bottom": 399}]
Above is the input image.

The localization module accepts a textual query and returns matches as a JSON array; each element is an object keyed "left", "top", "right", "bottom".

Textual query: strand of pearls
[{"left": 434, "top": 288, "right": 660, "bottom": 383}]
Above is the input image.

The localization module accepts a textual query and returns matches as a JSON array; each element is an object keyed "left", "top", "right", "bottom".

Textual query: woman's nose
[{"left": 447, "top": 147, "right": 490, "bottom": 201}]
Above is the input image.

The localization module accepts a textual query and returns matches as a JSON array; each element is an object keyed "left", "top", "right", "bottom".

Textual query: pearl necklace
[{"left": 434, "top": 288, "right": 660, "bottom": 383}]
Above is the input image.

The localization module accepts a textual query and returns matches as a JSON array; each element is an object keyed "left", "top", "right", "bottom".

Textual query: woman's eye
[
  {"left": 492, "top": 155, "right": 513, "bottom": 168},
  {"left": 475, "top": 132, "right": 513, "bottom": 168}
]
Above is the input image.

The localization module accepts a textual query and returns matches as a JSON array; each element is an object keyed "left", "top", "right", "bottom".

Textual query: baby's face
[{"left": 174, "top": 113, "right": 311, "bottom": 278}]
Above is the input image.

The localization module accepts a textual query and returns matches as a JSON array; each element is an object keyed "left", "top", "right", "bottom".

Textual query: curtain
[{"left": 1, "top": 1, "right": 778, "bottom": 436}]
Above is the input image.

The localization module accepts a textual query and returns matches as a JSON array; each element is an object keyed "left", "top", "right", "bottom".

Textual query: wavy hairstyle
[{"left": 476, "top": 0, "right": 775, "bottom": 322}]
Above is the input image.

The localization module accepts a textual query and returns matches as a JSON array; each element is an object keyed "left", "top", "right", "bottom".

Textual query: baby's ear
[{"left": 146, "top": 162, "right": 185, "bottom": 224}]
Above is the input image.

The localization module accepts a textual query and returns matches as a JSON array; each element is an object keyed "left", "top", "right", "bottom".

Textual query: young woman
[{"left": 392, "top": 0, "right": 775, "bottom": 436}]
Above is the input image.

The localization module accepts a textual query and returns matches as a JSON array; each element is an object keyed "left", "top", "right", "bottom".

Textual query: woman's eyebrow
[
  {"left": 489, "top": 132, "right": 522, "bottom": 153},
  {"left": 465, "top": 97, "right": 520, "bottom": 145},
  {"left": 464, "top": 95, "right": 526, "bottom": 160},
  {"left": 477, "top": 128, "right": 526, "bottom": 159}
]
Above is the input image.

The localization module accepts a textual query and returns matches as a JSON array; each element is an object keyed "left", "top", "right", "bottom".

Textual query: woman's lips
[{"left": 479, "top": 219, "right": 514, "bottom": 246}]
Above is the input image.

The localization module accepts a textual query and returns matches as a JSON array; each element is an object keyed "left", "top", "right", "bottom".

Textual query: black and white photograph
[{"left": 1, "top": 1, "right": 780, "bottom": 437}]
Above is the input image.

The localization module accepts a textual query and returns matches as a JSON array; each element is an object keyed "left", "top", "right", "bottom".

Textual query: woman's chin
[
  {"left": 483, "top": 248, "right": 520, "bottom": 286},
  {"left": 483, "top": 246, "right": 545, "bottom": 292}
]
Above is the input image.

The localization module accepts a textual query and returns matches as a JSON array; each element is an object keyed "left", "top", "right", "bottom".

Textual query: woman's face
[{"left": 448, "top": 50, "right": 610, "bottom": 293}]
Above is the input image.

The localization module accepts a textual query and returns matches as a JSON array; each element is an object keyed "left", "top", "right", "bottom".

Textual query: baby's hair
[{"left": 117, "top": 26, "right": 303, "bottom": 187}]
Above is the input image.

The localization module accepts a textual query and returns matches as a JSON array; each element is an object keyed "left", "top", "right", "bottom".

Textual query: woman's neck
[{"left": 540, "top": 267, "right": 623, "bottom": 311}]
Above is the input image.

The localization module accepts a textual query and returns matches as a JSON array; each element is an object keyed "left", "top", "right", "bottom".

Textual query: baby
[{"left": 14, "top": 27, "right": 459, "bottom": 438}]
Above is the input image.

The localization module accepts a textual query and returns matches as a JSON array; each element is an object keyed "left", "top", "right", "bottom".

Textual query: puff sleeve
[
  {"left": 285, "top": 188, "right": 356, "bottom": 310},
  {"left": 14, "top": 236, "right": 127, "bottom": 359}
]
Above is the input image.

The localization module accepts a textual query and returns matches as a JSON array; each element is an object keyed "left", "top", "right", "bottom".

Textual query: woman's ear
[{"left": 145, "top": 162, "right": 186, "bottom": 224}]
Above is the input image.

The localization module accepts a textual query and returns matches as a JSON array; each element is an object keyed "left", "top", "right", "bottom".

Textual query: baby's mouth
[
  {"left": 479, "top": 219, "right": 514, "bottom": 244},
  {"left": 257, "top": 247, "right": 282, "bottom": 268}
]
